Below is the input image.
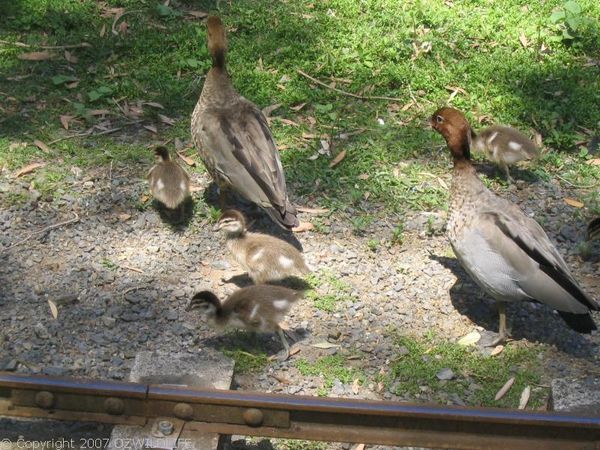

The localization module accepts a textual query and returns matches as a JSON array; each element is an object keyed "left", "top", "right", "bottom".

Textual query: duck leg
[
  {"left": 488, "top": 301, "right": 509, "bottom": 346},
  {"left": 276, "top": 326, "right": 290, "bottom": 361},
  {"left": 499, "top": 161, "right": 513, "bottom": 184}
]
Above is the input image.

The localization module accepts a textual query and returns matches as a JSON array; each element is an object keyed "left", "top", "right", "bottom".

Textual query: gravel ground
[{"left": 0, "top": 159, "right": 598, "bottom": 448}]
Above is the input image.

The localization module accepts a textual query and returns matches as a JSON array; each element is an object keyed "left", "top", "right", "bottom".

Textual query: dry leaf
[
  {"left": 33, "top": 140, "right": 51, "bottom": 153},
  {"left": 519, "top": 386, "right": 531, "bottom": 409},
  {"left": 457, "top": 330, "right": 481, "bottom": 346},
  {"left": 295, "top": 206, "right": 329, "bottom": 214},
  {"left": 437, "top": 177, "right": 449, "bottom": 190},
  {"left": 158, "top": 114, "right": 175, "bottom": 125},
  {"left": 311, "top": 342, "right": 339, "bottom": 349},
  {"left": 144, "top": 102, "right": 164, "bottom": 109},
  {"left": 64, "top": 50, "right": 78, "bottom": 64},
  {"left": 262, "top": 103, "right": 282, "bottom": 118},
  {"left": 277, "top": 118, "right": 299, "bottom": 127},
  {"left": 564, "top": 198, "right": 584, "bottom": 208},
  {"left": 358, "top": 173, "right": 370, "bottom": 180},
  {"left": 88, "top": 109, "right": 110, "bottom": 116},
  {"left": 48, "top": 300, "right": 58, "bottom": 320},
  {"left": 293, "top": 221, "right": 315, "bottom": 233},
  {"left": 60, "top": 115, "right": 73, "bottom": 130},
  {"left": 270, "top": 373, "right": 292, "bottom": 384},
  {"left": 401, "top": 101, "right": 414, "bottom": 111},
  {"left": 15, "top": 162, "right": 46, "bottom": 178},
  {"left": 518, "top": 33, "right": 529, "bottom": 48},
  {"left": 587, "top": 158, "right": 600, "bottom": 166},
  {"left": 290, "top": 102, "right": 307, "bottom": 111},
  {"left": 490, "top": 345, "right": 504, "bottom": 356},
  {"left": 289, "top": 346, "right": 301, "bottom": 356},
  {"left": 186, "top": 10, "right": 208, "bottom": 18},
  {"left": 118, "top": 213, "right": 131, "bottom": 221},
  {"left": 66, "top": 81, "right": 79, "bottom": 89},
  {"left": 18, "top": 51, "right": 54, "bottom": 61},
  {"left": 144, "top": 125, "right": 158, "bottom": 133},
  {"left": 352, "top": 378, "right": 361, "bottom": 395},
  {"left": 100, "top": 24, "right": 107, "bottom": 38},
  {"left": 495, "top": 377, "right": 515, "bottom": 401},
  {"left": 177, "top": 151, "right": 195, "bottom": 166},
  {"left": 117, "top": 21, "right": 129, "bottom": 34},
  {"left": 329, "top": 149, "right": 347, "bottom": 168}
]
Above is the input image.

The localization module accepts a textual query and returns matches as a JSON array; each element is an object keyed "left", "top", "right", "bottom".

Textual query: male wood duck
[
  {"left": 191, "top": 16, "right": 298, "bottom": 229},
  {"left": 431, "top": 106, "right": 598, "bottom": 344}
]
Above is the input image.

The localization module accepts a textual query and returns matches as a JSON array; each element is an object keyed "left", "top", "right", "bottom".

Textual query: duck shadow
[
  {"left": 223, "top": 273, "right": 311, "bottom": 291},
  {"left": 429, "top": 254, "right": 595, "bottom": 357},
  {"left": 152, "top": 197, "right": 195, "bottom": 229},
  {"left": 202, "top": 181, "right": 304, "bottom": 251},
  {"left": 472, "top": 161, "right": 541, "bottom": 184}
]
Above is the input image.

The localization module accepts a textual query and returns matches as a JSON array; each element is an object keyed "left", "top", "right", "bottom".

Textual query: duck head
[
  {"left": 430, "top": 107, "right": 472, "bottom": 161},
  {"left": 206, "top": 16, "right": 227, "bottom": 66},
  {"left": 188, "top": 291, "right": 220, "bottom": 321},
  {"left": 215, "top": 209, "right": 246, "bottom": 235}
]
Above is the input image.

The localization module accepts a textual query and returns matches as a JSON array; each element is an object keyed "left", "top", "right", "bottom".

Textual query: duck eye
[{"left": 435, "top": 115, "right": 444, "bottom": 124}]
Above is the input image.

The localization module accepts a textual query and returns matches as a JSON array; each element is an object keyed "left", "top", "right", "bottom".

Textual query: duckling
[
  {"left": 188, "top": 285, "right": 303, "bottom": 359},
  {"left": 471, "top": 124, "right": 539, "bottom": 183},
  {"left": 216, "top": 209, "right": 310, "bottom": 284},
  {"left": 431, "top": 106, "right": 599, "bottom": 344},
  {"left": 147, "top": 146, "right": 190, "bottom": 210},
  {"left": 191, "top": 16, "right": 298, "bottom": 229},
  {"left": 587, "top": 217, "right": 600, "bottom": 241}
]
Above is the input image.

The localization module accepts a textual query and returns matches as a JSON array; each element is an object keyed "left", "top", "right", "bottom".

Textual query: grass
[
  {"left": 220, "top": 331, "right": 270, "bottom": 373},
  {"left": 389, "top": 333, "right": 547, "bottom": 408},
  {"left": 306, "top": 269, "right": 354, "bottom": 312},
  {"left": 296, "top": 354, "right": 365, "bottom": 396},
  {"left": 1, "top": 0, "right": 598, "bottom": 215}
]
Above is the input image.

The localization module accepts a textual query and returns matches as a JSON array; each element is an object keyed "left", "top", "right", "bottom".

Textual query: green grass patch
[
  {"left": 296, "top": 354, "right": 365, "bottom": 396},
  {"left": 220, "top": 331, "right": 270, "bottom": 374},
  {"left": 389, "top": 333, "right": 547, "bottom": 408},
  {"left": 305, "top": 269, "right": 354, "bottom": 312}
]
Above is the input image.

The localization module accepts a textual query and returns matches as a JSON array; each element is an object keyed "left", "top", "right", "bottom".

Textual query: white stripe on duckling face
[
  {"left": 273, "top": 299, "right": 289, "bottom": 310},
  {"left": 156, "top": 178, "right": 165, "bottom": 191},
  {"left": 278, "top": 255, "right": 294, "bottom": 268},
  {"left": 251, "top": 249, "right": 265, "bottom": 262},
  {"left": 508, "top": 141, "right": 522, "bottom": 151}
]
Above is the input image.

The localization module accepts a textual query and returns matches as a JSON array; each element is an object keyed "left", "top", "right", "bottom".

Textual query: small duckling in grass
[
  {"left": 215, "top": 209, "right": 310, "bottom": 284},
  {"left": 188, "top": 285, "right": 303, "bottom": 359},
  {"left": 147, "top": 146, "right": 190, "bottom": 212}
]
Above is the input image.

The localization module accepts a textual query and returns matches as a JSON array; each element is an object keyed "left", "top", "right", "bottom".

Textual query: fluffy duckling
[
  {"left": 188, "top": 285, "right": 303, "bottom": 359},
  {"left": 191, "top": 16, "right": 298, "bottom": 229},
  {"left": 436, "top": 108, "right": 539, "bottom": 182},
  {"left": 147, "top": 146, "right": 190, "bottom": 210},
  {"left": 216, "top": 209, "right": 310, "bottom": 284},
  {"left": 587, "top": 217, "right": 600, "bottom": 241},
  {"left": 431, "top": 106, "right": 599, "bottom": 344}
]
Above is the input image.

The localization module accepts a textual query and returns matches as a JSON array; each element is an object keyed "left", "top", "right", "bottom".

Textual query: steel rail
[{"left": 0, "top": 372, "right": 598, "bottom": 449}]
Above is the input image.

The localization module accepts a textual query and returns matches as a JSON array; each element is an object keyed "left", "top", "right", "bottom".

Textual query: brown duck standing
[
  {"left": 188, "top": 285, "right": 303, "bottom": 359},
  {"left": 215, "top": 209, "right": 310, "bottom": 284},
  {"left": 431, "top": 106, "right": 599, "bottom": 344},
  {"left": 147, "top": 146, "right": 190, "bottom": 210},
  {"left": 191, "top": 16, "right": 298, "bottom": 229}
]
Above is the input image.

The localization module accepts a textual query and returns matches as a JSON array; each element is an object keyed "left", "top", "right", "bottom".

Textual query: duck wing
[{"left": 198, "top": 99, "right": 298, "bottom": 228}]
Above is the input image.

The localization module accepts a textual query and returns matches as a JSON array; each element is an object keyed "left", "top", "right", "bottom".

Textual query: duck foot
[{"left": 479, "top": 330, "right": 512, "bottom": 347}]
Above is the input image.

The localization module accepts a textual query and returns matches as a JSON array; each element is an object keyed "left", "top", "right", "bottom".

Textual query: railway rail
[{"left": 0, "top": 372, "right": 598, "bottom": 449}]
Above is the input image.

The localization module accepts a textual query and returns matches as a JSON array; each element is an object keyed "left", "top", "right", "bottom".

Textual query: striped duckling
[
  {"left": 147, "top": 146, "right": 190, "bottom": 210},
  {"left": 431, "top": 106, "right": 599, "bottom": 344},
  {"left": 586, "top": 217, "right": 600, "bottom": 241},
  {"left": 215, "top": 209, "right": 310, "bottom": 284},
  {"left": 188, "top": 285, "right": 303, "bottom": 359},
  {"left": 435, "top": 108, "right": 539, "bottom": 182}
]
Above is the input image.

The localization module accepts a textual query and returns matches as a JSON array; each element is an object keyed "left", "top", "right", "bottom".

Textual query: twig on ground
[
  {"left": 0, "top": 40, "right": 91, "bottom": 50},
  {"left": 297, "top": 69, "right": 405, "bottom": 102},
  {"left": 47, "top": 127, "right": 122, "bottom": 145},
  {"left": 2, "top": 213, "right": 80, "bottom": 252},
  {"left": 555, "top": 174, "right": 598, "bottom": 189},
  {"left": 121, "top": 265, "right": 145, "bottom": 274}
]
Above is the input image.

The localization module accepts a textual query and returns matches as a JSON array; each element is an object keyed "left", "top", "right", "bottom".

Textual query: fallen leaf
[
  {"left": 14, "top": 162, "right": 46, "bottom": 178},
  {"left": 177, "top": 151, "right": 195, "bottom": 166},
  {"left": 140, "top": 194, "right": 150, "bottom": 203},
  {"left": 587, "top": 158, "right": 600, "bottom": 166},
  {"left": 329, "top": 149, "right": 347, "bottom": 168},
  {"left": 490, "top": 345, "right": 504, "bottom": 356},
  {"left": 158, "top": 114, "right": 175, "bottom": 125},
  {"left": 495, "top": 377, "right": 515, "bottom": 401},
  {"left": 276, "top": 118, "right": 299, "bottom": 127},
  {"left": 519, "top": 32, "right": 529, "bottom": 48},
  {"left": 66, "top": 81, "right": 80, "bottom": 89},
  {"left": 144, "top": 102, "right": 164, "bottom": 109},
  {"left": 270, "top": 373, "right": 292, "bottom": 384},
  {"left": 457, "top": 330, "right": 481, "bottom": 346},
  {"left": 293, "top": 221, "right": 315, "bottom": 233},
  {"left": 48, "top": 300, "right": 58, "bottom": 320},
  {"left": 117, "top": 20, "right": 129, "bottom": 34},
  {"left": 307, "top": 153, "right": 320, "bottom": 161},
  {"left": 100, "top": 24, "right": 107, "bottom": 38},
  {"left": 88, "top": 109, "right": 110, "bottom": 116},
  {"left": 186, "top": 10, "right": 208, "bottom": 18},
  {"left": 33, "top": 140, "right": 51, "bottom": 153},
  {"left": 401, "top": 101, "right": 414, "bottom": 111},
  {"left": 319, "top": 140, "right": 330, "bottom": 155},
  {"left": 18, "top": 51, "right": 54, "bottom": 61},
  {"left": 519, "top": 386, "right": 531, "bottom": 409},
  {"left": 437, "top": 177, "right": 449, "bottom": 190},
  {"left": 295, "top": 206, "right": 329, "bottom": 214},
  {"left": 311, "top": 341, "right": 339, "bottom": 349},
  {"left": 564, "top": 198, "right": 584, "bottom": 208},
  {"left": 60, "top": 115, "right": 73, "bottom": 130},
  {"left": 262, "top": 103, "right": 282, "bottom": 118},
  {"left": 302, "top": 133, "right": 317, "bottom": 140},
  {"left": 358, "top": 173, "right": 370, "bottom": 180},
  {"left": 289, "top": 346, "right": 301, "bottom": 356},
  {"left": 118, "top": 213, "right": 131, "bottom": 221},
  {"left": 144, "top": 125, "right": 158, "bottom": 133},
  {"left": 352, "top": 378, "right": 361, "bottom": 395},
  {"left": 64, "top": 50, "right": 78, "bottom": 64},
  {"left": 290, "top": 102, "right": 307, "bottom": 111}
]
